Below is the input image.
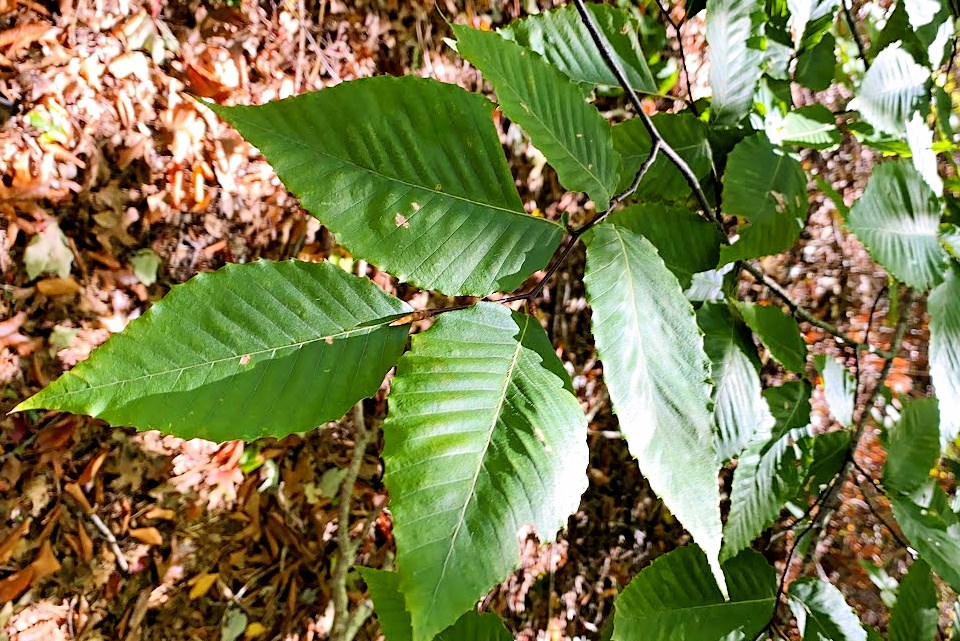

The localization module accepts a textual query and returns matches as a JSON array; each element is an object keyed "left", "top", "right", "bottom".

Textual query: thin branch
[
  {"left": 850, "top": 460, "right": 911, "bottom": 550},
  {"left": 650, "top": 0, "right": 699, "bottom": 114},
  {"left": 88, "top": 512, "right": 129, "bottom": 574},
  {"left": 842, "top": 0, "right": 870, "bottom": 70},
  {"left": 740, "top": 263, "right": 895, "bottom": 358},
  {"left": 331, "top": 401, "right": 378, "bottom": 641}
]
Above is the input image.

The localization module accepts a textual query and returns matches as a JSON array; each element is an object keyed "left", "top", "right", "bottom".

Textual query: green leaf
[
  {"left": 884, "top": 397, "right": 940, "bottom": 494},
  {"left": 211, "top": 76, "right": 563, "bottom": 297},
  {"left": 788, "top": 578, "right": 867, "bottom": 641},
  {"left": 584, "top": 223, "right": 725, "bottom": 592},
  {"left": 607, "top": 204, "right": 724, "bottom": 289},
  {"left": 787, "top": 0, "right": 840, "bottom": 49},
  {"left": 722, "top": 382, "right": 812, "bottom": 560},
  {"left": 723, "top": 425, "right": 806, "bottom": 559},
  {"left": 130, "top": 249, "right": 161, "bottom": 286},
  {"left": 436, "top": 613, "right": 513, "bottom": 641},
  {"left": 817, "top": 356, "right": 856, "bottom": 428},
  {"left": 454, "top": 25, "right": 620, "bottom": 210},
  {"left": 612, "top": 547, "right": 776, "bottom": 641},
  {"left": 734, "top": 302, "right": 807, "bottom": 373},
  {"left": 719, "top": 134, "right": 808, "bottom": 265},
  {"left": 890, "top": 490, "right": 960, "bottom": 593},
  {"left": 795, "top": 33, "right": 837, "bottom": 91},
  {"left": 16, "top": 260, "right": 410, "bottom": 441},
  {"left": 706, "top": 0, "right": 766, "bottom": 125},
  {"left": 501, "top": 3, "right": 657, "bottom": 93},
  {"left": 613, "top": 114, "right": 714, "bottom": 203},
  {"left": 889, "top": 559, "right": 939, "bottom": 641},
  {"left": 698, "top": 303, "right": 773, "bottom": 461},
  {"left": 846, "top": 160, "right": 947, "bottom": 291},
  {"left": 776, "top": 104, "right": 841, "bottom": 150},
  {"left": 360, "top": 569, "right": 413, "bottom": 641},
  {"left": 24, "top": 220, "right": 73, "bottom": 280},
  {"left": 930, "top": 267, "right": 960, "bottom": 449},
  {"left": 848, "top": 44, "right": 930, "bottom": 135},
  {"left": 801, "top": 429, "right": 851, "bottom": 493},
  {"left": 382, "top": 303, "right": 588, "bottom": 641},
  {"left": 361, "top": 569, "right": 512, "bottom": 641}
]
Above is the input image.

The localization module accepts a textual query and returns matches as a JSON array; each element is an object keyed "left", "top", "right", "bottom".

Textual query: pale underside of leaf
[
  {"left": 584, "top": 223, "right": 725, "bottom": 594},
  {"left": 383, "top": 303, "right": 588, "bottom": 641},
  {"left": 929, "top": 267, "right": 960, "bottom": 449},
  {"left": 789, "top": 579, "right": 867, "bottom": 641},
  {"left": 707, "top": 0, "right": 765, "bottom": 125},
  {"left": 846, "top": 160, "right": 946, "bottom": 291},
  {"left": 849, "top": 44, "right": 929, "bottom": 135},
  {"left": 16, "top": 260, "right": 410, "bottom": 442},
  {"left": 211, "top": 76, "right": 563, "bottom": 297}
]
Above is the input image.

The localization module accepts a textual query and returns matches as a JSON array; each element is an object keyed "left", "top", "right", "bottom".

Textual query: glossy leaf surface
[
  {"left": 17, "top": 260, "right": 410, "bottom": 441},
  {"left": 383, "top": 303, "right": 588, "bottom": 641},
  {"left": 212, "top": 77, "right": 563, "bottom": 296}
]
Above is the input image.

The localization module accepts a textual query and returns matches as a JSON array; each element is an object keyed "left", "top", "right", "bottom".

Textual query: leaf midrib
[
  {"left": 25, "top": 317, "right": 399, "bottom": 402},
  {"left": 424, "top": 314, "right": 531, "bottom": 621},
  {"left": 229, "top": 110, "right": 562, "bottom": 230}
]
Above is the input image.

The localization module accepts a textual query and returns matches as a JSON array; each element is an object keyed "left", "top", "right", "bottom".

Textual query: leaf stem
[{"left": 842, "top": 0, "right": 870, "bottom": 70}]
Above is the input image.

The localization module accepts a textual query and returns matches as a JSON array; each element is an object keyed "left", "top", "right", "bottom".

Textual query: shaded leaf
[
  {"left": 17, "top": 261, "right": 410, "bottom": 441},
  {"left": 608, "top": 204, "right": 724, "bottom": 289},
  {"left": 501, "top": 3, "right": 656, "bottom": 93},
  {"left": 795, "top": 33, "right": 836, "bottom": 91},
  {"left": 454, "top": 25, "right": 620, "bottom": 209},
  {"left": 584, "top": 223, "right": 725, "bottom": 592},
  {"left": 613, "top": 113, "right": 713, "bottom": 202},
  {"left": 360, "top": 569, "right": 412, "bottom": 641},
  {"left": 883, "top": 397, "right": 940, "bottom": 494},
  {"left": 707, "top": 0, "right": 766, "bottom": 124},
  {"left": 211, "top": 77, "right": 563, "bottom": 297},
  {"left": 846, "top": 160, "right": 947, "bottom": 291},
  {"left": 890, "top": 489, "right": 960, "bottom": 593},
  {"left": 383, "top": 303, "right": 588, "bottom": 641},
  {"left": 719, "top": 134, "right": 808, "bottom": 265},
  {"left": 698, "top": 303, "right": 773, "bottom": 461},
  {"left": 734, "top": 302, "right": 807, "bottom": 373},
  {"left": 612, "top": 547, "right": 776, "bottom": 641},
  {"left": 789, "top": 578, "right": 867, "bottom": 641},
  {"left": 25, "top": 221, "right": 73, "bottom": 280},
  {"left": 930, "top": 267, "right": 960, "bottom": 449},
  {"left": 888, "top": 559, "right": 939, "bottom": 641},
  {"left": 787, "top": 0, "right": 840, "bottom": 49},
  {"left": 849, "top": 44, "right": 929, "bottom": 135}
]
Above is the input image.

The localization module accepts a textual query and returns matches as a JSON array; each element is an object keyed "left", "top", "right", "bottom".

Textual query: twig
[
  {"left": 740, "top": 263, "right": 895, "bottom": 358},
  {"left": 331, "top": 401, "right": 378, "bottom": 641},
  {"left": 854, "top": 286, "right": 888, "bottom": 389},
  {"left": 88, "top": 512, "right": 129, "bottom": 574},
  {"left": 650, "top": 0, "right": 699, "bottom": 114},
  {"left": 842, "top": 0, "right": 870, "bottom": 70},
  {"left": 498, "top": 139, "right": 662, "bottom": 304},
  {"left": 850, "top": 460, "right": 911, "bottom": 550}
]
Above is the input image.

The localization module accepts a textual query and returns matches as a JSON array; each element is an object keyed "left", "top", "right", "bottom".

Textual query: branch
[
  {"left": 850, "top": 460, "right": 911, "bottom": 550},
  {"left": 331, "top": 401, "right": 378, "bottom": 641},
  {"left": 650, "top": 0, "right": 699, "bottom": 115},
  {"left": 842, "top": 0, "right": 870, "bottom": 70}
]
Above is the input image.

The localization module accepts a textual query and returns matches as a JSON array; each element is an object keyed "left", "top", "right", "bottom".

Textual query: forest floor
[{"left": 0, "top": 0, "right": 938, "bottom": 639}]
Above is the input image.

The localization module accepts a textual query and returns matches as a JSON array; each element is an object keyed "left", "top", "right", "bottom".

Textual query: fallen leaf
[
  {"left": 130, "top": 249, "right": 161, "bottom": 286},
  {"left": 28, "top": 540, "right": 60, "bottom": 580},
  {"left": 0, "top": 567, "right": 33, "bottom": 604},
  {"left": 0, "top": 519, "right": 30, "bottom": 563},
  {"left": 188, "top": 572, "right": 218, "bottom": 600},
  {"left": 129, "top": 527, "right": 163, "bottom": 546},
  {"left": 36, "top": 276, "right": 81, "bottom": 297},
  {"left": 24, "top": 221, "right": 73, "bottom": 280}
]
